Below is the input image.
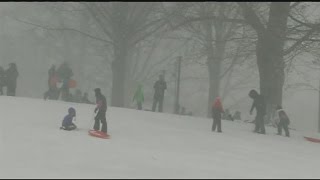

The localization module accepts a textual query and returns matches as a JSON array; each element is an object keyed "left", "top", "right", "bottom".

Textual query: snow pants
[
  {"left": 60, "top": 123, "right": 77, "bottom": 131},
  {"left": 212, "top": 114, "right": 222, "bottom": 132},
  {"left": 152, "top": 96, "right": 164, "bottom": 112},
  {"left": 94, "top": 110, "right": 107, "bottom": 133}
]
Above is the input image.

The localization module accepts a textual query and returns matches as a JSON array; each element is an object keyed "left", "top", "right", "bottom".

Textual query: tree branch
[
  {"left": 283, "top": 28, "right": 316, "bottom": 55},
  {"left": 237, "top": 2, "right": 265, "bottom": 33},
  {"left": 9, "top": 16, "right": 113, "bottom": 45},
  {"left": 168, "top": 15, "right": 246, "bottom": 31}
]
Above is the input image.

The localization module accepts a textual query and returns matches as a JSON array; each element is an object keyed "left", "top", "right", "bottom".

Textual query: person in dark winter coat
[
  {"left": 275, "top": 105, "right": 290, "bottom": 137},
  {"left": 44, "top": 65, "right": 60, "bottom": 100},
  {"left": 93, "top": 88, "right": 107, "bottom": 133},
  {"left": 0, "top": 66, "right": 6, "bottom": 95},
  {"left": 56, "top": 62, "right": 73, "bottom": 101},
  {"left": 152, "top": 75, "right": 167, "bottom": 112},
  {"left": 48, "top": 65, "right": 56, "bottom": 88},
  {"left": 5, "top": 63, "right": 18, "bottom": 96},
  {"left": 249, "top": 89, "right": 266, "bottom": 134},
  {"left": 60, "top": 107, "right": 77, "bottom": 131},
  {"left": 212, "top": 96, "right": 224, "bottom": 132}
]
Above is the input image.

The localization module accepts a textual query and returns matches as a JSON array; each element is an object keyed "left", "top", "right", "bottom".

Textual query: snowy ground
[{"left": 0, "top": 96, "right": 320, "bottom": 178}]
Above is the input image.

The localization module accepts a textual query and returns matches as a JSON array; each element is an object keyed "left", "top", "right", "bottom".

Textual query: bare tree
[
  {"left": 162, "top": 2, "right": 255, "bottom": 117},
  {"left": 81, "top": 2, "right": 172, "bottom": 107},
  {"left": 237, "top": 2, "right": 320, "bottom": 122}
]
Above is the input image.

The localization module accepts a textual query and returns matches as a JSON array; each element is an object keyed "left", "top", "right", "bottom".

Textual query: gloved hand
[{"left": 94, "top": 108, "right": 98, "bottom": 113}]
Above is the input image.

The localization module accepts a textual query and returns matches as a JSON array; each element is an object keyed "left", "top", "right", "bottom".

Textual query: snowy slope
[{"left": 0, "top": 96, "right": 320, "bottom": 178}]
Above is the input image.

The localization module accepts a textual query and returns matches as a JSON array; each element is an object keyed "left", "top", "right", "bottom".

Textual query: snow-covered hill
[{"left": 0, "top": 96, "right": 319, "bottom": 178}]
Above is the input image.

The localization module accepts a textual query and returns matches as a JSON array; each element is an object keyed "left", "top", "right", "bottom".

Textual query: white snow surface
[{"left": 0, "top": 96, "right": 320, "bottom": 178}]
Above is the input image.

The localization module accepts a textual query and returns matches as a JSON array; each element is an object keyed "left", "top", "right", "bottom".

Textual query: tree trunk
[
  {"left": 111, "top": 39, "right": 127, "bottom": 107},
  {"left": 256, "top": 2, "right": 290, "bottom": 123},
  {"left": 207, "top": 59, "right": 222, "bottom": 117},
  {"left": 205, "top": 18, "right": 226, "bottom": 117},
  {"left": 110, "top": 2, "right": 129, "bottom": 107}
]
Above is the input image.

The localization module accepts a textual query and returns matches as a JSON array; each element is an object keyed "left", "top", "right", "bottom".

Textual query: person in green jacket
[{"left": 133, "top": 84, "right": 144, "bottom": 110}]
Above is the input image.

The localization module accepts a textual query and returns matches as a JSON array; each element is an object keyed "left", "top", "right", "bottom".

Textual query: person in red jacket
[{"left": 212, "top": 96, "right": 224, "bottom": 132}]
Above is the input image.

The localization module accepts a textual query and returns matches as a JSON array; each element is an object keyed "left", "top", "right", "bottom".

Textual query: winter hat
[{"left": 68, "top": 107, "right": 76, "bottom": 115}]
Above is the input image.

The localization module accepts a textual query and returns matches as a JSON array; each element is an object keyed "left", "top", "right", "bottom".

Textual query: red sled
[
  {"left": 304, "top": 136, "right": 320, "bottom": 143},
  {"left": 88, "top": 130, "right": 110, "bottom": 139}
]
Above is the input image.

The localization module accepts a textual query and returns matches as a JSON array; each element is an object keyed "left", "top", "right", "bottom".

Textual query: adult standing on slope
[
  {"left": 212, "top": 96, "right": 224, "bottom": 132},
  {"left": 57, "top": 62, "right": 73, "bottom": 101},
  {"left": 248, "top": 89, "right": 266, "bottom": 134},
  {"left": 152, "top": 74, "right": 167, "bottom": 112},
  {"left": 93, "top": 88, "right": 107, "bottom": 133},
  {"left": 44, "top": 64, "right": 59, "bottom": 100}
]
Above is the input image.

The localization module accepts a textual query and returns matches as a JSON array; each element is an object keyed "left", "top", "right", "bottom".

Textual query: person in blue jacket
[{"left": 60, "top": 107, "right": 77, "bottom": 131}]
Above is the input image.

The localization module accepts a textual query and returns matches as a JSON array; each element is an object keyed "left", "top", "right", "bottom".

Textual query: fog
[{"left": 0, "top": 2, "right": 319, "bottom": 133}]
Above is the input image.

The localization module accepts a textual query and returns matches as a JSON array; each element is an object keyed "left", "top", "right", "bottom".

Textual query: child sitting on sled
[{"left": 60, "top": 107, "right": 77, "bottom": 131}]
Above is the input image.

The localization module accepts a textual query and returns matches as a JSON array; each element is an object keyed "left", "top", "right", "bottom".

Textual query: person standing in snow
[
  {"left": 44, "top": 64, "right": 60, "bottom": 100},
  {"left": 93, "top": 88, "right": 107, "bottom": 133},
  {"left": 212, "top": 96, "right": 224, "bottom": 132},
  {"left": 56, "top": 62, "right": 73, "bottom": 101},
  {"left": 5, "top": 63, "right": 19, "bottom": 96},
  {"left": 152, "top": 74, "right": 167, "bottom": 112},
  {"left": 60, "top": 107, "right": 77, "bottom": 131},
  {"left": 48, "top": 65, "right": 56, "bottom": 88},
  {"left": 274, "top": 105, "right": 290, "bottom": 137},
  {"left": 133, "top": 84, "right": 144, "bottom": 110},
  {"left": 249, "top": 89, "right": 266, "bottom": 134}
]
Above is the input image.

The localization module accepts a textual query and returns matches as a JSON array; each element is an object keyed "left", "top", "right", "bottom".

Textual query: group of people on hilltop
[
  {"left": 0, "top": 63, "right": 19, "bottom": 96},
  {"left": 44, "top": 62, "right": 93, "bottom": 104},
  {"left": 54, "top": 67, "right": 289, "bottom": 138},
  {"left": 44, "top": 62, "right": 73, "bottom": 101},
  {"left": 210, "top": 89, "right": 290, "bottom": 137}
]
